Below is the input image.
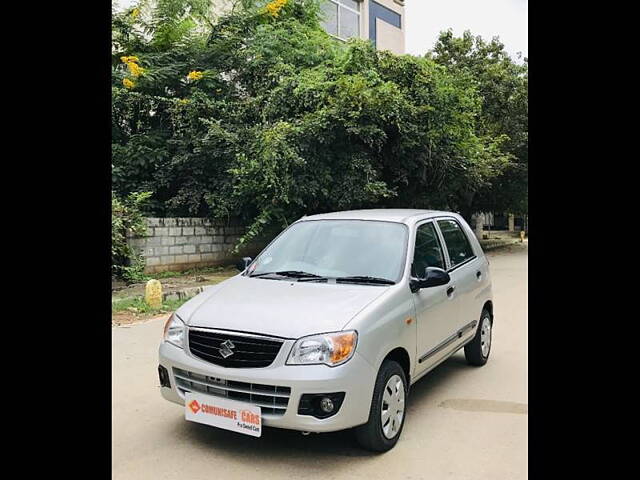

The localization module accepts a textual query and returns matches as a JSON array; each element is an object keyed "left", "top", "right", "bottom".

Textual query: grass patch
[
  {"left": 115, "top": 264, "right": 239, "bottom": 287},
  {"left": 112, "top": 296, "right": 190, "bottom": 315}
]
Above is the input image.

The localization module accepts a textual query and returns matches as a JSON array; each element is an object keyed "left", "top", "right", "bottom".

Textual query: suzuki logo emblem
[{"left": 219, "top": 339, "right": 236, "bottom": 358}]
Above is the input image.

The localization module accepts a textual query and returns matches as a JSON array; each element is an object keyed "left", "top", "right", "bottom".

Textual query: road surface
[{"left": 112, "top": 244, "right": 527, "bottom": 480}]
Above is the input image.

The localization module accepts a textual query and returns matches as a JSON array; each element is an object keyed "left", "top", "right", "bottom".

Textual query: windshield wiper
[
  {"left": 249, "top": 271, "right": 393, "bottom": 285},
  {"left": 249, "top": 270, "right": 324, "bottom": 279},
  {"left": 335, "top": 275, "right": 396, "bottom": 285}
]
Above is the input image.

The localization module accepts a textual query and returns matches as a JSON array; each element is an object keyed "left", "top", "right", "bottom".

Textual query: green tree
[
  {"left": 429, "top": 30, "right": 528, "bottom": 218},
  {"left": 112, "top": 191, "right": 153, "bottom": 281},
  {"left": 112, "top": 1, "right": 521, "bottom": 245}
]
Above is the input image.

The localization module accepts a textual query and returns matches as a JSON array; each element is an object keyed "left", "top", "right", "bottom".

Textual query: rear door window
[{"left": 437, "top": 219, "right": 475, "bottom": 268}]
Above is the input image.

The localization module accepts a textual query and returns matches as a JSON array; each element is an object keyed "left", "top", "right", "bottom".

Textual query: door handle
[{"left": 446, "top": 286, "right": 455, "bottom": 297}]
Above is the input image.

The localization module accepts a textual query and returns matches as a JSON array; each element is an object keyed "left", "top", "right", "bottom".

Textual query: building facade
[
  {"left": 117, "top": 0, "right": 406, "bottom": 54},
  {"left": 319, "top": 0, "right": 405, "bottom": 54}
]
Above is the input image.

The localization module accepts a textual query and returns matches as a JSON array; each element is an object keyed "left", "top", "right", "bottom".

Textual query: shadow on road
[
  {"left": 173, "top": 352, "right": 472, "bottom": 460},
  {"left": 406, "top": 351, "right": 471, "bottom": 411}
]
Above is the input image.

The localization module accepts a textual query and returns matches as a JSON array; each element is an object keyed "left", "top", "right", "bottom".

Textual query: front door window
[{"left": 412, "top": 222, "right": 446, "bottom": 277}]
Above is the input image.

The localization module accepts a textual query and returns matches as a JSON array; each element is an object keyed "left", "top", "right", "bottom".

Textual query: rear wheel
[
  {"left": 355, "top": 360, "right": 407, "bottom": 452},
  {"left": 464, "top": 308, "right": 492, "bottom": 366}
]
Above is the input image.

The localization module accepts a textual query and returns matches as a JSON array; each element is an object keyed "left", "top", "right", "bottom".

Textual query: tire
[
  {"left": 464, "top": 308, "right": 492, "bottom": 366},
  {"left": 355, "top": 360, "right": 408, "bottom": 452}
]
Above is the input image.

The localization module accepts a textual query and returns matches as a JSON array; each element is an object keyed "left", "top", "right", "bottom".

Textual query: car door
[
  {"left": 410, "top": 220, "right": 460, "bottom": 376},
  {"left": 435, "top": 218, "right": 481, "bottom": 336}
]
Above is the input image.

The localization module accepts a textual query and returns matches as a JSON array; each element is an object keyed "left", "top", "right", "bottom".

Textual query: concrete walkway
[{"left": 112, "top": 244, "right": 527, "bottom": 480}]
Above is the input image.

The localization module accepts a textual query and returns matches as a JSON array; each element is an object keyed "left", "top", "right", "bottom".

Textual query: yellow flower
[
  {"left": 179, "top": 99, "right": 190, "bottom": 105},
  {"left": 265, "top": 0, "right": 288, "bottom": 18},
  {"left": 127, "top": 61, "right": 145, "bottom": 77},
  {"left": 131, "top": 8, "right": 140, "bottom": 19},
  {"left": 123, "top": 78, "right": 135, "bottom": 89},
  {"left": 120, "top": 55, "right": 140, "bottom": 64},
  {"left": 187, "top": 70, "right": 204, "bottom": 81}
]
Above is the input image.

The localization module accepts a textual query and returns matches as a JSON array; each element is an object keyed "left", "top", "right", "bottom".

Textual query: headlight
[
  {"left": 163, "top": 313, "right": 185, "bottom": 348},
  {"left": 287, "top": 331, "right": 358, "bottom": 367}
]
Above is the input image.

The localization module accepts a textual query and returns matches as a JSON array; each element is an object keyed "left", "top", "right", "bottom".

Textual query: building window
[
  {"left": 369, "top": 0, "right": 402, "bottom": 48},
  {"left": 320, "top": 0, "right": 361, "bottom": 41}
]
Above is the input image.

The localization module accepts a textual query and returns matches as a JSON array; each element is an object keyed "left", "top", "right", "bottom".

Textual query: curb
[
  {"left": 480, "top": 240, "right": 522, "bottom": 251},
  {"left": 112, "top": 284, "right": 215, "bottom": 305}
]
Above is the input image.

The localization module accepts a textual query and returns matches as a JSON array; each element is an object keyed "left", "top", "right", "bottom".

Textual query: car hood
[{"left": 180, "top": 275, "right": 390, "bottom": 339}]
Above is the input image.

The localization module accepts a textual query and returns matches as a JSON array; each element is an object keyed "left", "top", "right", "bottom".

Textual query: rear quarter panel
[{"left": 457, "top": 215, "right": 493, "bottom": 319}]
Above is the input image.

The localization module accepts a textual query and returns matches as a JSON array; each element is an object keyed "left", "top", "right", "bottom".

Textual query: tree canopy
[
  {"left": 112, "top": 0, "right": 528, "bottom": 246},
  {"left": 429, "top": 30, "right": 528, "bottom": 217}
]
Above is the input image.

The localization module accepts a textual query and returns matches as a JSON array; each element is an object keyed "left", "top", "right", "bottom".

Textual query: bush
[
  {"left": 112, "top": 0, "right": 526, "bottom": 245},
  {"left": 112, "top": 191, "right": 152, "bottom": 282}
]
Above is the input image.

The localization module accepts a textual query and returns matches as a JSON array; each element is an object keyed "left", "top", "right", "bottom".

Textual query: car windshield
[{"left": 248, "top": 220, "right": 408, "bottom": 283}]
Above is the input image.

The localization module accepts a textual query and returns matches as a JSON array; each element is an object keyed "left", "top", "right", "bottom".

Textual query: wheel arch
[
  {"left": 381, "top": 347, "right": 411, "bottom": 386},
  {"left": 482, "top": 300, "right": 493, "bottom": 321}
]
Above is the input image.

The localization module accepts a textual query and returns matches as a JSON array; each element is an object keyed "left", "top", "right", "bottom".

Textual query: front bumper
[{"left": 158, "top": 340, "right": 377, "bottom": 433}]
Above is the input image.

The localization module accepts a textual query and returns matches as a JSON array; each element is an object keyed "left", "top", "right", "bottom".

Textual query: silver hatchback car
[{"left": 158, "top": 209, "right": 493, "bottom": 451}]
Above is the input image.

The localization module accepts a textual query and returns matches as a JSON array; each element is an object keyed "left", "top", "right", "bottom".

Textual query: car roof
[{"left": 297, "top": 209, "right": 457, "bottom": 225}]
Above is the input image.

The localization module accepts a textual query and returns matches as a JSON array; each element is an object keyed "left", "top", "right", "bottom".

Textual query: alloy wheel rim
[
  {"left": 480, "top": 316, "right": 491, "bottom": 357},
  {"left": 381, "top": 374, "right": 405, "bottom": 439}
]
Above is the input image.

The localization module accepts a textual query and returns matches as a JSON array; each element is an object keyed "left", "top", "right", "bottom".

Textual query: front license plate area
[{"left": 185, "top": 392, "right": 262, "bottom": 437}]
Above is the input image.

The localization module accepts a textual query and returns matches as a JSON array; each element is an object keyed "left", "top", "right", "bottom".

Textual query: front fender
[{"left": 344, "top": 284, "right": 417, "bottom": 378}]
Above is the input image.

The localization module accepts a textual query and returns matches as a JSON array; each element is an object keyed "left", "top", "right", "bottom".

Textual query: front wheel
[
  {"left": 355, "top": 360, "right": 407, "bottom": 452},
  {"left": 464, "top": 308, "right": 492, "bottom": 366}
]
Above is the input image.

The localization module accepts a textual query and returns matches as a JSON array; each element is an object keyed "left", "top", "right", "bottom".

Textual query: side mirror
[
  {"left": 236, "top": 257, "right": 252, "bottom": 272},
  {"left": 410, "top": 267, "right": 450, "bottom": 293}
]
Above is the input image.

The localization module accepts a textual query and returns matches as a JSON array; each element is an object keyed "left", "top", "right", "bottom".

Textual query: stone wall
[{"left": 128, "top": 218, "right": 256, "bottom": 274}]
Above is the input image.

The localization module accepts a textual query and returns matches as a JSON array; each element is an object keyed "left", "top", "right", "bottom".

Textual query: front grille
[
  {"left": 188, "top": 329, "right": 283, "bottom": 368},
  {"left": 173, "top": 368, "right": 291, "bottom": 416}
]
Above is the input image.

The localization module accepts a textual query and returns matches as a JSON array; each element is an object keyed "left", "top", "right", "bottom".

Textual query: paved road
[{"left": 113, "top": 244, "right": 527, "bottom": 480}]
